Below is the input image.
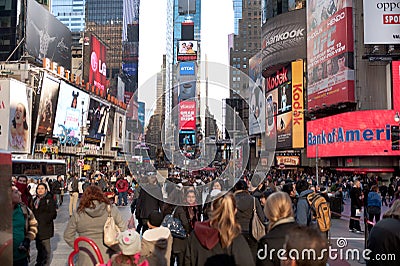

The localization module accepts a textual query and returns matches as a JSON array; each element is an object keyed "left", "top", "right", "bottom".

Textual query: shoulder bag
[
  {"left": 161, "top": 206, "right": 187, "bottom": 239},
  {"left": 104, "top": 205, "right": 121, "bottom": 247},
  {"left": 252, "top": 198, "right": 265, "bottom": 241}
]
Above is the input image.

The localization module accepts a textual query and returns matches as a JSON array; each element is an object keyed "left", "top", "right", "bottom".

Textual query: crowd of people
[{"left": 10, "top": 168, "right": 400, "bottom": 266}]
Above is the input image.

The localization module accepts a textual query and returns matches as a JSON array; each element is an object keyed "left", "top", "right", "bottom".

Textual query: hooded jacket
[
  {"left": 141, "top": 226, "right": 173, "bottom": 266},
  {"left": 184, "top": 221, "right": 255, "bottom": 266},
  {"left": 296, "top": 189, "right": 314, "bottom": 226},
  {"left": 64, "top": 201, "right": 127, "bottom": 265}
]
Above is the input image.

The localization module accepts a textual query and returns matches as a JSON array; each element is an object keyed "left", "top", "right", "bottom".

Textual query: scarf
[
  {"left": 15, "top": 183, "right": 29, "bottom": 206},
  {"left": 34, "top": 193, "right": 47, "bottom": 209}
]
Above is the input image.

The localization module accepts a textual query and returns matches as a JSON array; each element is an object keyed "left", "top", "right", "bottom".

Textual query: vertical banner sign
[
  {"left": 89, "top": 35, "right": 107, "bottom": 94},
  {"left": 179, "top": 101, "right": 196, "bottom": 130},
  {"left": 292, "top": 60, "right": 304, "bottom": 148},
  {"left": 392, "top": 61, "right": 400, "bottom": 110}
]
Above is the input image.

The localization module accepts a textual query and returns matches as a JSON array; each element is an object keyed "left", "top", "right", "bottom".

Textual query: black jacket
[
  {"left": 32, "top": 193, "right": 57, "bottom": 240},
  {"left": 184, "top": 221, "right": 255, "bottom": 266},
  {"left": 350, "top": 187, "right": 363, "bottom": 208},
  {"left": 234, "top": 191, "right": 266, "bottom": 233},
  {"left": 136, "top": 184, "right": 163, "bottom": 219},
  {"left": 163, "top": 205, "right": 190, "bottom": 253},
  {"left": 257, "top": 221, "right": 297, "bottom": 266},
  {"left": 51, "top": 180, "right": 62, "bottom": 194}
]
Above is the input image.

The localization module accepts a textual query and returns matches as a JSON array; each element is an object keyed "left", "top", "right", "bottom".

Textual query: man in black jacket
[
  {"left": 51, "top": 175, "right": 62, "bottom": 208},
  {"left": 68, "top": 174, "right": 79, "bottom": 217},
  {"left": 349, "top": 180, "right": 363, "bottom": 233}
]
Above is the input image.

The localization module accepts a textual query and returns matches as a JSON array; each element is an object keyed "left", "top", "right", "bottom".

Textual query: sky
[{"left": 138, "top": 0, "right": 234, "bottom": 124}]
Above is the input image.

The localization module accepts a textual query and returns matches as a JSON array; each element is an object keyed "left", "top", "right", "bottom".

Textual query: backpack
[{"left": 306, "top": 192, "right": 331, "bottom": 232}]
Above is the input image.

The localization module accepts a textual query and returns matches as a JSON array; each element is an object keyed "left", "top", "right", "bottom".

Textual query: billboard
[
  {"left": 306, "top": 0, "right": 354, "bottom": 109},
  {"left": 112, "top": 111, "right": 126, "bottom": 149},
  {"left": 292, "top": 60, "right": 305, "bottom": 148},
  {"left": 37, "top": 75, "right": 60, "bottom": 135},
  {"left": 179, "top": 62, "right": 196, "bottom": 75},
  {"left": 177, "top": 40, "right": 198, "bottom": 61},
  {"left": 249, "top": 51, "right": 265, "bottom": 135},
  {"left": 265, "top": 88, "right": 278, "bottom": 145},
  {"left": 276, "top": 111, "right": 292, "bottom": 149},
  {"left": 86, "top": 97, "right": 110, "bottom": 144},
  {"left": 363, "top": 0, "right": 400, "bottom": 44},
  {"left": 89, "top": 34, "right": 107, "bottom": 94},
  {"left": 261, "top": 8, "right": 306, "bottom": 71},
  {"left": 179, "top": 130, "right": 196, "bottom": 146},
  {"left": 138, "top": 102, "right": 145, "bottom": 133},
  {"left": 307, "top": 110, "right": 400, "bottom": 157},
  {"left": 122, "top": 62, "right": 138, "bottom": 76},
  {"left": 52, "top": 82, "right": 90, "bottom": 143},
  {"left": 276, "top": 155, "right": 301, "bottom": 166},
  {"left": 9, "top": 80, "right": 31, "bottom": 153},
  {"left": 393, "top": 61, "right": 400, "bottom": 109},
  {"left": 179, "top": 101, "right": 196, "bottom": 130},
  {"left": 178, "top": 0, "right": 196, "bottom": 15},
  {"left": 25, "top": 0, "right": 72, "bottom": 69},
  {"left": 179, "top": 81, "right": 196, "bottom": 101},
  {"left": 0, "top": 80, "right": 11, "bottom": 151}
]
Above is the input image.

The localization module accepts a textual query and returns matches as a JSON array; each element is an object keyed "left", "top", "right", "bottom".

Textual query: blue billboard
[
  {"left": 179, "top": 62, "right": 195, "bottom": 75},
  {"left": 122, "top": 62, "right": 138, "bottom": 76},
  {"left": 138, "top": 102, "right": 145, "bottom": 133}
]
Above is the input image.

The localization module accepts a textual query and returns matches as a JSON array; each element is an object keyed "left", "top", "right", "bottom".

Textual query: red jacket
[{"left": 116, "top": 178, "right": 129, "bottom": 192}]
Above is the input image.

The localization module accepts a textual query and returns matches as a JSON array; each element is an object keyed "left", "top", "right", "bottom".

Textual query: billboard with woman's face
[{"left": 53, "top": 82, "right": 90, "bottom": 143}]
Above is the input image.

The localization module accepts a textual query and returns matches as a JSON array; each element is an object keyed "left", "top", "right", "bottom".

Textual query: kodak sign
[{"left": 292, "top": 60, "right": 304, "bottom": 148}]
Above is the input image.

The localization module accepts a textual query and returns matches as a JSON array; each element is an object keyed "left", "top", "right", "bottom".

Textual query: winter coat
[
  {"left": 350, "top": 187, "right": 363, "bottom": 208},
  {"left": 64, "top": 201, "right": 127, "bottom": 265},
  {"left": 141, "top": 227, "right": 173, "bottom": 266},
  {"left": 136, "top": 184, "right": 163, "bottom": 219},
  {"left": 51, "top": 181, "right": 62, "bottom": 195},
  {"left": 162, "top": 205, "right": 190, "bottom": 254},
  {"left": 257, "top": 218, "right": 297, "bottom": 266},
  {"left": 234, "top": 191, "right": 265, "bottom": 233},
  {"left": 116, "top": 178, "right": 129, "bottom": 193},
  {"left": 32, "top": 193, "right": 57, "bottom": 240},
  {"left": 367, "top": 217, "right": 400, "bottom": 266},
  {"left": 184, "top": 221, "right": 255, "bottom": 266},
  {"left": 296, "top": 189, "right": 314, "bottom": 226},
  {"left": 367, "top": 192, "right": 382, "bottom": 207}
]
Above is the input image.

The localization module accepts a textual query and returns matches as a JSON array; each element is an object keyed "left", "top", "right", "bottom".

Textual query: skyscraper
[{"left": 51, "top": 0, "right": 86, "bottom": 32}]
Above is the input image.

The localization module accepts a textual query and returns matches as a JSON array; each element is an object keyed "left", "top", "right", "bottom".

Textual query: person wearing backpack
[{"left": 295, "top": 180, "right": 314, "bottom": 226}]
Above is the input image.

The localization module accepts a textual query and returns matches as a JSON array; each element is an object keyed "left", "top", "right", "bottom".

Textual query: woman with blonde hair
[
  {"left": 184, "top": 192, "right": 254, "bottom": 265},
  {"left": 257, "top": 192, "right": 297, "bottom": 266}
]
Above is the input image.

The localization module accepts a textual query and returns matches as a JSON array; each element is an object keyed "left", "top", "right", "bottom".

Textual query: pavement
[{"left": 28, "top": 194, "right": 390, "bottom": 266}]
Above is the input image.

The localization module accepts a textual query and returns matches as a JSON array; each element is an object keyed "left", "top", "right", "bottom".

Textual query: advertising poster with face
[
  {"left": 112, "top": 111, "right": 126, "bottom": 149},
  {"left": 265, "top": 88, "right": 278, "bottom": 146},
  {"left": 0, "top": 80, "right": 11, "bottom": 151},
  {"left": 86, "top": 97, "right": 110, "bottom": 144},
  {"left": 53, "top": 82, "right": 90, "bottom": 142},
  {"left": 276, "top": 112, "right": 293, "bottom": 149},
  {"left": 9, "top": 80, "right": 31, "bottom": 153},
  {"left": 249, "top": 51, "right": 265, "bottom": 135},
  {"left": 37, "top": 75, "right": 60, "bottom": 135},
  {"left": 278, "top": 83, "right": 292, "bottom": 114}
]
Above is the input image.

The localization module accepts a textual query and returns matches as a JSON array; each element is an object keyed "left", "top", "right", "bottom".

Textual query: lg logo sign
[{"left": 91, "top": 51, "right": 107, "bottom": 77}]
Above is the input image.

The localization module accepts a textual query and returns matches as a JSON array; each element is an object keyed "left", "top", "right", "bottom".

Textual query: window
[{"left": 243, "top": 64, "right": 247, "bottom": 69}]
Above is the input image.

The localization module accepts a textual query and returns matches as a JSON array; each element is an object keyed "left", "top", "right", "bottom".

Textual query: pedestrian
[
  {"left": 14, "top": 175, "right": 33, "bottom": 209},
  {"left": 184, "top": 192, "right": 254, "bottom": 265},
  {"left": 141, "top": 211, "right": 173, "bottom": 266},
  {"left": 379, "top": 183, "right": 388, "bottom": 206},
  {"left": 68, "top": 174, "right": 79, "bottom": 217},
  {"left": 64, "top": 185, "right": 126, "bottom": 264},
  {"left": 233, "top": 179, "right": 266, "bottom": 262},
  {"left": 295, "top": 179, "right": 314, "bottom": 226},
  {"left": 367, "top": 185, "right": 382, "bottom": 232},
  {"left": 349, "top": 180, "right": 363, "bottom": 233},
  {"left": 367, "top": 200, "right": 400, "bottom": 266},
  {"left": 116, "top": 176, "right": 129, "bottom": 206},
  {"left": 12, "top": 185, "right": 38, "bottom": 266},
  {"left": 32, "top": 183, "right": 57, "bottom": 266},
  {"left": 257, "top": 192, "right": 297, "bottom": 266},
  {"left": 50, "top": 175, "right": 62, "bottom": 208}
]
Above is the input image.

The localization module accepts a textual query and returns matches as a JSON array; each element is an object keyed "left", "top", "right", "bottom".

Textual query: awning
[{"left": 335, "top": 168, "right": 395, "bottom": 173}]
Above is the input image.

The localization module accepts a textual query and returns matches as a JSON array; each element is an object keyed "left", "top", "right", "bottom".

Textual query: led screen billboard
[
  {"left": 89, "top": 34, "right": 107, "bottom": 94},
  {"left": 179, "top": 81, "right": 196, "bottom": 101},
  {"left": 177, "top": 41, "right": 198, "bottom": 61},
  {"left": 25, "top": 0, "right": 72, "bottom": 69},
  {"left": 112, "top": 111, "right": 126, "bottom": 149},
  {"left": 306, "top": 0, "right": 355, "bottom": 109},
  {"left": 307, "top": 110, "right": 400, "bottom": 157},
  {"left": 138, "top": 102, "right": 145, "bottom": 133},
  {"left": 52, "top": 82, "right": 90, "bottom": 143},
  {"left": 249, "top": 51, "right": 265, "bottom": 135},
  {"left": 179, "top": 130, "right": 196, "bottom": 146},
  {"left": 86, "top": 97, "right": 110, "bottom": 144},
  {"left": 265, "top": 87, "right": 278, "bottom": 146},
  {"left": 179, "top": 101, "right": 196, "bottom": 130},
  {"left": 363, "top": 0, "right": 400, "bottom": 44},
  {"left": 37, "top": 75, "right": 60, "bottom": 135},
  {"left": 179, "top": 62, "right": 196, "bottom": 75},
  {"left": 276, "top": 111, "right": 292, "bottom": 149}
]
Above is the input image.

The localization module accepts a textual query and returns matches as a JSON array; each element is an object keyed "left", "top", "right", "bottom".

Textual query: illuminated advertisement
[
  {"left": 363, "top": 0, "right": 400, "bottom": 44},
  {"left": 307, "top": 110, "right": 400, "bottom": 157},
  {"left": 179, "top": 62, "right": 196, "bottom": 75},
  {"left": 122, "top": 62, "right": 138, "bottom": 76},
  {"left": 112, "top": 111, "right": 125, "bottom": 149},
  {"left": 178, "top": 0, "right": 196, "bottom": 15},
  {"left": 177, "top": 40, "right": 198, "bottom": 61},
  {"left": 179, "top": 130, "right": 196, "bottom": 146},
  {"left": 276, "top": 155, "right": 301, "bottom": 166},
  {"left": 306, "top": 0, "right": 355, "bottom": 109},
  {"left": 265, "top": 88, "right": 278, "bottom": 145},
  {"left": 25, "top": 0, "right": 72, "bottom": 69},
  {"left": 89, "top": 34, "right": 107, "bottom": 94},
  {"left": 249, "top": 51, "right": 265, "bottom": 135},
  {"left": 86, "top": 97, "right": 110, "bottom": 144},
  {"left": 179, "top": 81, "right": 196, "bottom": 101},
  {"left": 37, "top": 75, "right": 60, "bottom": 135},
  {"left": 276, "top": 112, "right": 292, "bottom": 149},
  {"left": 138, "top": 102, "right": 145, "bottom": 133},
  {"left": 0, "top": 79, "right": 31, "bottom": 153},
  {"left": 261, "top": 8, "right": 306, "bottom": 71},
  {"left": 53, "top": 82, "right": 90, "bottom": 142},
  {"left": 393, "top": 61, "right": 400, "bottom": 109},
  {"left": 179, "top": 101, "right": 196, "bottom": 130},
  {"left": 292, "top": 60, "right": 305, "bottom": 148}
]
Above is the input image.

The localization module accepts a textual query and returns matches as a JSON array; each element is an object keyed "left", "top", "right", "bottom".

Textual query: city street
[{"left": 28, "top": 193, "right": 390, "bottom": 266}]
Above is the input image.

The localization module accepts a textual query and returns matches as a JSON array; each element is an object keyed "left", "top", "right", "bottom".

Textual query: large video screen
[
  {"left": 177, "top": 40, "right": 198, "bottom": 61},
  {"left": 37, "top": 75, "right": 60, "bottom": 135}
]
